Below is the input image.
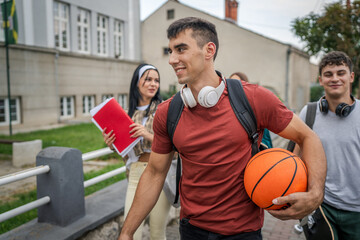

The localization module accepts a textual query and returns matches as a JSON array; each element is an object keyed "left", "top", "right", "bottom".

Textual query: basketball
[{"left": 244, "top": 148, "right": 307, "bottom": 210}]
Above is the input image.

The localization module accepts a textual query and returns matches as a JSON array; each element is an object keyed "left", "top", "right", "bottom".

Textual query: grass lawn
[
  {"left": 0, "top": 123, "right": 108, "bottom": 156},
  {"left": 0, "top": 123, "right": 126, "bottom": 234}
]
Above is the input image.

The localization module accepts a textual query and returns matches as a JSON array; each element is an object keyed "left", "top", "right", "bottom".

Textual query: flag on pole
[{"left": 1, "top": 0, "right": 18, "bottom": 44}]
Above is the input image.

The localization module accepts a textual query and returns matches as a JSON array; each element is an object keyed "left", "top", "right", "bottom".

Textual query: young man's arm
[
  {"left": 118, "top": 151, "right": 174, "bottom": 240},
  {"left": 268, "top": 114, "right": 326, "bottom": 220}
]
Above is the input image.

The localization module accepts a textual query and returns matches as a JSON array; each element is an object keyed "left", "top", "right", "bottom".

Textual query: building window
[
  {"left": 114, "top": 19, "right": 123, "bottom": 59},
  {"left": 83, "top": 95, "right": 95, "bottom": 114},
  {"left": 0, "top": 97, "right": 21, "bottom": 126},
  {"left": 60, "top": 96, "right": 75, "bottom": 118},
  {"left": 163, "top": 47, "right": 170, "bottom": 55},
  {"left": 167, "top": 9, "right": 174, "bottom": 20},
  {"left": 97, "top": 14, "right": 108, "bottom": 56},
  {"left": 0, "top": 8, "right": 4, "bottom": 42},
  {"left": 77, "top": 8, "right": 91, "bottom": 54},
  {"left": 118, "top": 94, "right": 128, "bottom": 109},
  {"left": 54, "top": 1, "right": 70, "bottom": 51},
  {"left": 102, "top": 94, "right": 113, "bottom": 102}
]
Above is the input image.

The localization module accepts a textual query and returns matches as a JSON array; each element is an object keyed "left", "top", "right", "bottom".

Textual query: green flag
[{"left": 1, "top": 0, "right": 18, "bottom": 44}]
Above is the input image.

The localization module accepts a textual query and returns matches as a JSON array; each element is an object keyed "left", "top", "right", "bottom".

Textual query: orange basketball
[{"left": 244, "top": 148, "right": 307, "bottom": 210}]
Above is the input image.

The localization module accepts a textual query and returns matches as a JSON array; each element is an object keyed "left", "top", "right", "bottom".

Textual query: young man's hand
[{"left": 267, "top": 189, "right": 323, "bottom": 220}]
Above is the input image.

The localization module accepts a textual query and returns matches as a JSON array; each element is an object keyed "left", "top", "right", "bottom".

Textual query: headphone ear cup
[
  {"left": 181, "top": 86, "right": 197, "bottom": 108},
  {"left": 198, "top": 86, "right": 217, "bottom": 108},
  {"left": 336, "top": 103, "right": 350, "bottom": 117},
  {"left": 319, "top": 97, "right": 329, "bottom": 113}
]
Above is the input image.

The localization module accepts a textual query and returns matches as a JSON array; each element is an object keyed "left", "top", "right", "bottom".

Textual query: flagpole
[{"left": 4, "top": 0, "right": 12, "bottom": 135}]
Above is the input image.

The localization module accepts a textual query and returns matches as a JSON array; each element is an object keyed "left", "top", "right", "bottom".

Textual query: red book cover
[{"left": 90, "top": 98, "right": 140, "bottom": 157}]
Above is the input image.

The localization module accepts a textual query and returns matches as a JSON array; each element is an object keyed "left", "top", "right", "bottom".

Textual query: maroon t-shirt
[{"left": 152, "top": 81, "right": 293, "bottom": 235}]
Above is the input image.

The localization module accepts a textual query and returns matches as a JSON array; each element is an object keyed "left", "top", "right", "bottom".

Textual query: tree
[{"left": 292, "top": 0, "right": 360, "bottom": 97}]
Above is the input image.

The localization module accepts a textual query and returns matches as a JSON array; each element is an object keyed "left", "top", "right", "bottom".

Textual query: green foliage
[
  {"left": 0, "top": 123, "right": 106, "bottom": 156},
  {"left": 292, "top": 0, "right": 360, "bottom": 95},
  {"left": 310, "top": 84, "right": 324, "bottom": 102},
  {"left": 0, "top": 162, "right": 126, "bottom": 234},
  {"left": 160, "top": 84, "right": 177, "bottom": 100}
]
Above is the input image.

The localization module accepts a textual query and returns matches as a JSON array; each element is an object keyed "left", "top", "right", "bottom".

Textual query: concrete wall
[
  {"left": 0, "top": 44, "right": 140, "bottom": 133},
  {"left": 142, "top": 1, "right": 315, "bottom": 112}
]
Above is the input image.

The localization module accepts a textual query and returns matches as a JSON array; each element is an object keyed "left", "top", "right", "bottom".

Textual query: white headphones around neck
[{"left": 180, "top": 74, "right": 226, "bottom": 108}]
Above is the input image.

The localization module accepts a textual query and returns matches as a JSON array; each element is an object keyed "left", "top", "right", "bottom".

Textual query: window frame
[
  {"left": 113, "top": 19, "right": 124, "bottom": 59},
  {"left": 167, "top": 9, "right": 175, "bottom": 20},
  {"left": 53, "top": 1, "right": 70, "bottom": 51},
  {"left": 82, "top": 95, "right": 95, "bottom": 115},
  {"left": 102, "top": 94, "right": 113, "bottom": 102},
  {"left": 0, "top": 6, "right": 4, "bottom": 42},
  {"left": 0, "top": 97, "right": 21, "bottom": 126},
  {"left": 60, "top": 96, "right": 75, "bottom": 119},
  {"left": 96, "top": 14, "right": 109, "bottom": 56},
  {"left": 77, "top": 8, "right": 91, "bottom": 54},
  {"left": 118, "top": 94, "right": 128, "bottom": 110}
]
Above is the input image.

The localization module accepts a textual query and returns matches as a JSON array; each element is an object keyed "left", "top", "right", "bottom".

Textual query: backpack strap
[
  {"left": 287, "top": 102, "right": 317, "bottom": 152},
  {"left": 305, "top": 102, "right": 317, "bottom": 129},
  {"left": 167, "top": 92, "right": 184, "bottom": 150},
  {"left": 226, "top": 78, "right": 260, "bottom": 156},
  {"left": 166, "top": 92, "right": 184, "bottom": 205}
]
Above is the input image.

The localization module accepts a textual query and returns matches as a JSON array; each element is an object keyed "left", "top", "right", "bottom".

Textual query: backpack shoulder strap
[
  {"left": 167, "top": 92, "right": 184, "bottom": 151},
  {"left": 166, "top": 92, "right": 184, "bottom": 205},
  {"left": 305, "top": 102, "right": 317, "bottom": 129},
  {"left": 287, "top": 102, "right": 317, "bottom": 152},
  {"left": 226, "top": 79, "right": 259, "bottom": 156}
]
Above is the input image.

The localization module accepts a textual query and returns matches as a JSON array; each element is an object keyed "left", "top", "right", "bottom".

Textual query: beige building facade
[
  {"left": 0, "top": 0, "right": 141, "bottom": 134},
  {"left": 142, "top": 0, "right": 318, "bottom": 112}
]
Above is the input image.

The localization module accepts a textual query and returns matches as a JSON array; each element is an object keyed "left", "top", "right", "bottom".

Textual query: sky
[{"left": 140, "top": 0, "right": 340, "bottom": 54}]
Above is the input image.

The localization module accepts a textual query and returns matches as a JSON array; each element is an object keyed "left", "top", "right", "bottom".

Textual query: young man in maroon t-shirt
[{"left": 119, "top": 17, "right": 326, "bottom": 240}]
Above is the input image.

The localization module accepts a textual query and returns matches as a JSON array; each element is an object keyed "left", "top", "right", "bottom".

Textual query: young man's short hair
[
  {"left": 167, "top": 17, "right": 219, "bottom": 60},
  {"left": 230, "top": 72, "right": 249, "bottom": 82},
  {"left": 319, "top": 51, "right": 353, "bottom": 75}
]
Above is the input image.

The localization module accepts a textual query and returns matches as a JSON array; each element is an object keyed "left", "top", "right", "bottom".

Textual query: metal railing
[
  {"left": 0, "top": 197, "right": 50, "bottom": 222},
  {"left": 84, "top": 166, "right": 126, "bottom": 187},
  {"left": 82, "top": 147, "right": 114, "bottom": 161},
  {"left": 0, "top": 165, "right": 50, "bottom": 186},
  {"left": 0, "top": 147, "right": 125, "bottom": 223}
]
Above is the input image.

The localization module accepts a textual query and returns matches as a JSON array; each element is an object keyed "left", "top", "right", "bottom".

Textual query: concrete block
[
  {"left": 36, "top": 147, "right": 85, "bottom": 226},
  {"left": 12, "top": 139, "right": 42, "bottom": 167}
]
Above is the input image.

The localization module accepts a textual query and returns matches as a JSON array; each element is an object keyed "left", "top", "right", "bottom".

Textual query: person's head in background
[
  {"left": 128, "top": 63, "right": 162, "bottom": 118},
  {"left": 229, "top": 72, "right": 249, "bottom": 82},
  {"left": 318, "top": 51, "right": 354, "bottom": 100}
]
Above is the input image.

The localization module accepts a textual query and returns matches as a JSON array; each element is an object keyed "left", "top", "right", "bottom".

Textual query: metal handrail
[
  {"left": 0, "top": 147, "right": 114, "bottom": 186},
  {"left": 84, "top": 166, "right": 126, "bottom": 188},
  {"left": 0, "top": 165, "right": 50, "bottom": 186},
  {"left": 0, "top": 196, "right": 50, "bottom": 223},
  {"left": 0, "top": 146, "right": 124, "bottom": 224},
  {"left": 82, "top": 147, "right": 113, "bottom": 161}
]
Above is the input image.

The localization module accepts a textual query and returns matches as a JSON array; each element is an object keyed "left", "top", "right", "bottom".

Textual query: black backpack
[
  {"left": 166, "top": 78, "right": 265, "bottom": 205},
  {"left": 287, "top": 102, "right": 317, "bottom": 152}
]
